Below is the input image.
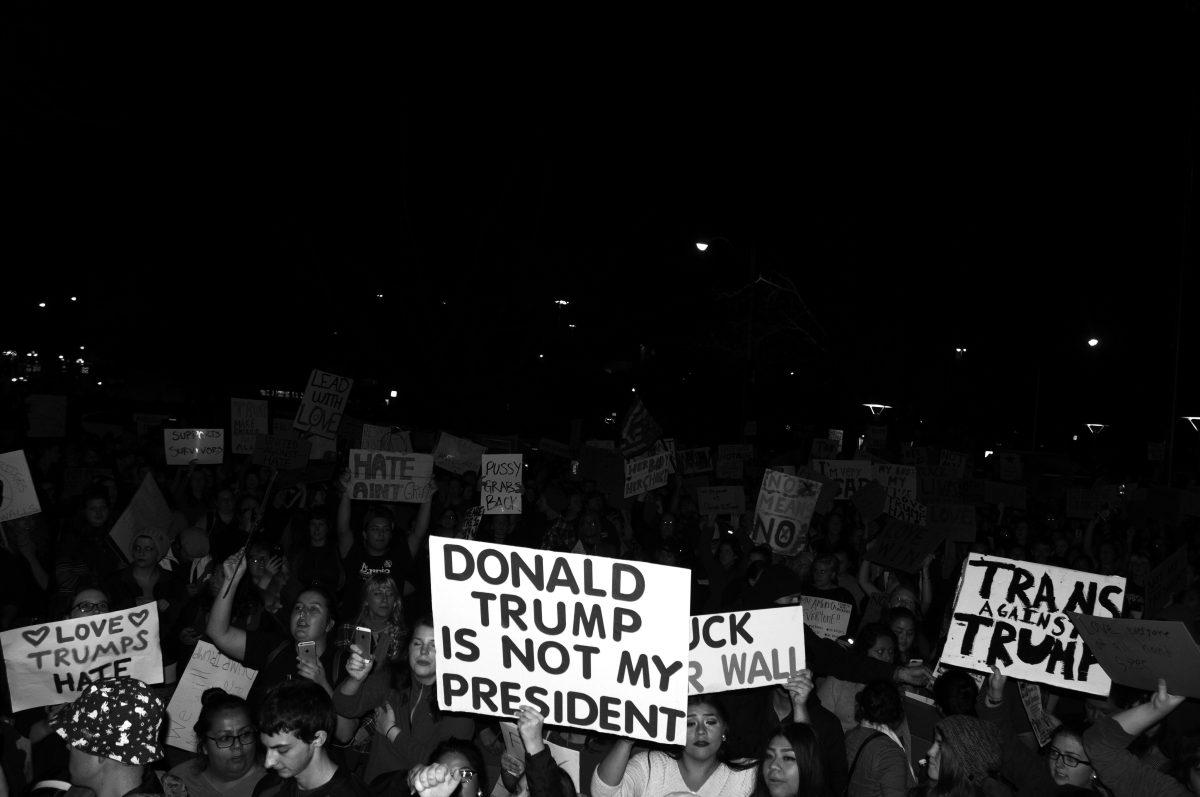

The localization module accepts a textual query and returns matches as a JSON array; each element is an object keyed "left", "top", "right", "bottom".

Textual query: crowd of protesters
[{"left": 2, "top": 417, "right": 1200, "bottom": 797}]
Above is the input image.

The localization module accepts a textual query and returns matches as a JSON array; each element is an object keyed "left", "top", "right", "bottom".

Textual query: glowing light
[
  {"left": 389, "top": 390, "right": 398, "bottom": 398},
  {"left": 37, "top": 302, "right": 46, "bottom": 308},
  {"left": 1085, "top": 423, "right": 1108, "bottom": 435},
  {"left": 96, "top": 381, "right": 103, "bottom": 386},
  {"left": 862, "top": 403, "right": 893, "bottom": 416},
  {"left": 1183, "top": 416, "right": 1200, "bottom": 432},
  {"left": 70, "top": 296, "right": 77, "bottom": 301},
  {"left": 1087, "top": 338, "right": 1099, "bottom": 347},
  {"left": 538, "top": 354, "right": 544, "bottom": 359},
  {"left": 1072, "top": 434, "right": 1079, "bottom": 441},
  {"left": 695, "top": 242, "right": 709, "bottom": 252},
  {"left": 984, "top": 450, "right": 994, "bottom": 458},
  {"left": 567, "top": 323, "right": 576, "bottom": 329},
  {"left": 554, "top": 299, "right": 570, "bottom": 306}
]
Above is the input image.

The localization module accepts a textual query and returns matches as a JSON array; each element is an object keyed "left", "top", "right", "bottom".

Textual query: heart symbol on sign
[
  {"left": 129, "top": 610, "right": 150, "bottom": 628},
  {"left": 22, "top": 627, "right": 50, "bottom": 647}
]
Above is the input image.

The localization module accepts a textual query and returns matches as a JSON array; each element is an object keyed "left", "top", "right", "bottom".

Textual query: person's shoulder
[{"left": 328, "top": 767, "right": 371, "bottom": 797}]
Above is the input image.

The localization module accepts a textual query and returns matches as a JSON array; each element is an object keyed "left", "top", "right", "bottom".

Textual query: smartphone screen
[
  {"left": 353, "top": 626, "right": 374, "bottom": 655},
  {"left": 297, "top": 641, "right": 318, "bottom": 666}
]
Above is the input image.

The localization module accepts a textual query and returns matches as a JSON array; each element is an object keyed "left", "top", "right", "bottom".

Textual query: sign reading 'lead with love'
[{"left": 0, "top": 605, "right": 163, "bottom": 711}]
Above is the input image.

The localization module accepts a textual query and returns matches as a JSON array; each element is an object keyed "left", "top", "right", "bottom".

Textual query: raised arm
[
  {"left": 337, "top": 469, "right": 354, "bottom": 558},
  {"left": 592, "top": 739, "right": 638, "bottom": 796},
  {"left": 1084, "top": 678, "right": 1190, "bottom": 797},
  {"left": 407, "top": 483, "right": 436, "bottom": 559},
  {"left": 205, "top": 553, "right": 248, "bottom": 661}
]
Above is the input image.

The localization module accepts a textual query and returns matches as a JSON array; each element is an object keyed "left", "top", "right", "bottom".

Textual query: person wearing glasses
[
  {"left": 166, "top": 689, "right": 265, "bottom": 797},
  {"left": 67, "top": 587, "right": 111, "bottom": 618},
  {"left": 332, "top": 618, "right": 474, "bottom": 786}
]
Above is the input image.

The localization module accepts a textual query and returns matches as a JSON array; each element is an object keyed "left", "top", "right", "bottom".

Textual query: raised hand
[
  {"left": 516, "top": 704, "right": 546, "bottom": 754},
  {"left": 345, "top": 643, "right": 374, "bottom": 681}
]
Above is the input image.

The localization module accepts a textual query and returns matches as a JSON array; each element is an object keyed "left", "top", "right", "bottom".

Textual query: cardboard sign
[
  {"left": 928, "top": 503, "right": 977, "bottom": 542},
  {"left": 433, "top": 433, "right": 486, "bottom": 475},
  {"left": 942, "top": 555, "right": 1125, "bottom": 695},
  {"left": 293, "top": 369, "right": 352, "bottom": 439},
  {"left": 481, "top": 454, "right": 523, "bottom": 515},
  {"left": 620, "top": 398, "right": 663, "bottom": 457},
  {"left": 252, "top": 434, "right": 311, "bottom": 470},
  {"left": 496, "top": 721, "right": 581, "bottom": 792},
  {"left": 349, "top": 449, "right": 434, "bottom": 503},
  {"left": 873, "top": 464, "right": 917, "bottom": 500},
  {"left": 0, "top": 450, "right": 41, "bottom": 524},
  {"left": 810, "top": 439, "right": 840, "bottom": 462},
  {"left": 813, "top": 460, "right": 873, "bottom": 500},
  {"left": 26, "top": 395, "right": 67, "bottom": 438},
  {"left": 166, "top": 642, "right": 257, "bottom": 751},
  {"left": 865, "top": 426, "right": 888, "bottom": 450},
  {"left": 753, "top": 470, "right": 821, "bottom": 556},
  {"left": 1, "top": 605, "right": 163, "bottom": 712},
  {"left": 1144, "top": 546, "right": 1189, "bottom": 618},
  {"left": 885, "top": 491, "right": 927, "bottom": 526},
  {"left": 1068, "top": 615, "right": 1200, "bottom": 698},
  {"left": 716, "top": 444, "right": 753, "bottom": 480},
  {"left": 796, "top": 596, "right": 852, "bottom": 640},
  {"left": 902, "top": 445, "right": 932, "bottom": 467},
  {"left": 865, "top": 520, "right": 945, "bottom": 574},
  {"left": 1018, "top": 682, "right": 1061, "bottom": 748},
  {"left": 696, "top": 486, "right": 745, "bottom": 516},
  {"left": 163, "top": 429, "right": 225, "bottom": 465},
  {"left": 688, "top": 606, "right": 805, "bottom": 694},
  {"left": 851, "top": 481, "right": 887, "bottom": 522},
  {"left": 430, "top": 538, "right": 691, "bottom": 744},
  {"left": 680, "top": 447, "right": 714, "bottom": 475},
  {"left": 230, "top": 399, "right": 268, "bottom": 455},
  {"left": 939, "top": 450, "right": 969, "bottom": 478},
  {"left": 362, "top": 424, "right": 412, "bottom": 453},
  {"left": 109, "top": 473, "right": 173, "bottom": 563},
  {"left": 995, "top": 452, "right": 1023, "bottom": 482},
  {"left": 623, "top": 451, "right": 671, "bottom": 498}
]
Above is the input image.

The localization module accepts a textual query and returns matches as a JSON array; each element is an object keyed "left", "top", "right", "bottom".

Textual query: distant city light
[
  {"left": 695, "top": 242, "right": 710, "bottom": 252},
  {"left": 984, "top": 450, "right": 994, "bottom": 458},
  {"left": 96, "top": 381, "right": 103, "bottom": 386},
  {"left": 70, "top": 296, "right": 77, "bottom": 302},
  {"left": 1087, "top": 338, "right": 1099, "bottom": 347},
  {"left": 1072, "top": 434, "right": 1079, "bottom": 441},
  {"left": 955, "top": 347, "right": 967, "bottom": 353},
  {"left": 376, "top": 293, "right": 384, "bottom": 299},
  {"left": 554, "top": 299, "right": 570, "bottom": 306},
  {"left": 389, "top": 390, "right": 398, "bottom": 398},
  {"left": 79, "top": 345, "right": 85, "bottom": 350},
  {"left": 630, "top": 387, "right": 636, "bottom": 393},
  {"left": 538, "top": 354, "right": 544, "bottom": 359},
  {"left": 788, "top": 371, "right": 795, "bottom": 376},
  {"left": 37, "top": 302, "right": 46, "bottom": 308},
  {"left": 567, "top": 323, "right": 576, "bottom": 329},
  {"left": 75, "top": 358, "right": 84, "bottom": 365}
]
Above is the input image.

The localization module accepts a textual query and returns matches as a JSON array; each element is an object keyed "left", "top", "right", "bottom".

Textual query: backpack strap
[{"left": 846, "top": 731, "right": 887, "bottom": 793}]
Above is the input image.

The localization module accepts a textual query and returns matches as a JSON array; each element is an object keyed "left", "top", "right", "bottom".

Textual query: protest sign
[
  {"left": 26, "top": 395, "right": 67, "bottom": 438},
  {"left": 939, "top": 450, "right": 969, "bottom": 478},
  {"left": 810, "top": 438, "right": 840, "bottom": 463},
  {"left": 680, "top": 447, "right": 714, "bottom": 475},
  {"left": 828, "top": 429, "right": 844, "bottom": 444},
  {"left": 873, "top": 464, "right": 917, "bottom": 500},
  {"left": 696, "top": 486, "right": 745, "bottom": 516},
  {"left": 496, "top": 721, "right": 581, "bottom": 791},
  {"left": 716, "top": 444, "right": 752, "bottom": 480},
  {"left": 813, "top": 460, "right": 873, "bottom": 500},
  {"left": 865, "top": 520, "right": 945, "bottom": 574},
  {"left": 430, "top": 538, "right": 691, "bottom": 744},
  {"left": 109, "top": 473, "right": 173, "bottom": 563},
  {"left": 1068, "top": 615, "right": 1200, "bottom": 698},
  {"left": 902, "top": 445, "right": 932, "bottom": 467},
  {"left": 293, "top": 369, "right": 352, "bottom": 439},
  {"left": 791, "top": 596, "right": 852, "bottom": 640},
  {"left": 623, "top": 451, "right": 671, "bottom": 498},
  {"left": 796, "top": 467, "right": 837, "bottom": 515},
  {"left": 885, "top": 491, "right": 927, "bottom": 526},
  {"left": 927, "top": 503, "right": 977, "bottom": 542},
  {"left": 941, "top": 554, "right": 1125, "bottom": 695},
  {"left": 271, "top": 418, "right": 295, "bottom": 437},
  {"left": 481, "top": 454, "right": 523, "bottom": 515},
  {"left": 349, "top": 449, "right": 434, "bottom": 503},
  {"left": 851, "top": 481, "right": 887, "bottom": 522},
  {"left": 361, "top": 424, "right": 411, "bottom": 453},
  {"left": 1018, "top": 682, "right": 1062, "bottom": 749},
  {"left": 620, "top": 398, "right": 662, "bottom": 457},
  {"left": 984, "top": 480, "right": 1027, "bottom": 510},
  {"left": 688, "top": 606, "right": 806, "bottom": 694},
  {"left": 715, "top": 457, "right": 744, "bottom": 480},
  {"left": 865, "top": 425, "right": 888, "bottom": 450},
  {"left": 308, "top": 434, "right": 336, "bottom": 461},
  {"left": 1145, "top": 546, "right": 1189, "bottom": 618},
  {"left": 433, "top": 433, "right": 486, "bottom": 475},
  {"left": 166, "top": 642, "right": 257, "bottom": 751},
  {"left": 230, "top": 399, "right": 268, "bottom": 455},
  {"left": 753, "top": 470, "right": 821, "bottom": 556},
  {"left": 995, "top": 452, "right": 1023, "bottom": 482},
  {"left": 163, "top": 429, "right": 225, "bottom": 465},
  {"left": 0, "top": 450, "right": 41, "bottom": 524},
  {"left": 655, "top": 438, "right": 677, "bottom": 474},
  {"left": 1, "top": 605, "right": 163, "bottom": 712},
  {"left": 252, "top": 434, "right": 312, "bottom": 470},
  {"left": 60, "top": 467, "right": 113, "bottom": 500}
]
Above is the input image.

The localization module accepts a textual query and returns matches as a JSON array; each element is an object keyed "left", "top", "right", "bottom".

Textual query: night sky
[{"left": 5, "top": 8, "right": 1198, "bottom": 472}]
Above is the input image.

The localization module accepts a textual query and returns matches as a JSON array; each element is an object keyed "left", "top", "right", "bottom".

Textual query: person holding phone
[{"left": 207, "top": 552, "right": 339, "bottom": 709}]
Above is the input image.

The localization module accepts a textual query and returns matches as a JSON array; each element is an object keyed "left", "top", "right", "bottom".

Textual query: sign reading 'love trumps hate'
[{"left": 0, "top": 606, "right": 163, "bottom": 711}]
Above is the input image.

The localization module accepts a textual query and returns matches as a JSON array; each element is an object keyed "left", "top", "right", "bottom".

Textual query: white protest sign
[
  {"left": 0, "top": 450, "right": 41, "bottom": 524},
  {"left": 166, "top": 641, "right": 257, "bottom": 751},
  {"left": 873, "top": 464, "right": 917, "bottom": 500},
  {"left": 1018, "top": 682, "right": 1061, "bottom": 748},
  {"left": 688, "top": 606, "right": 806, "bottom": 694},
  {"left": 433, "top": 433, "right": 486, "bottom": 475},
  {"left": 496, "top": 721, "right": 581, "bottom": 792},
  {"left": 430, "top": 538, "right": 691, "bottom": 744},
  {"left": 941, "top": 554, "right": 1125, "bottom": 695},
  {"left": 230, "top": 399, "right": 268, "bottom": 455},
  {"left": 680, "top": 447, "right": 714, "bottom": 475},
  {"left": 293, "top": 369, "right": 352, "bottom": 440},
  {"left": 696, "top": 486, "right": 745, "bottom": 516},
  {"left": 753, "top": 470, "right": 821, "bottom": 556},
  {"left": 813, "top": 460, "right": 873, "bottom": 500},
  {"left": 716, "top": 444, "right": 753, "bottom": 480},
  {"left": 109, "top": 473, "right": 174, "bottom": 562},
  {"left": 797, "top": 596, "right": 852, "bottom": 640},
  {"left": 361, "top": 424, "right": 412, "bottom": 453},
  {"left": 163, "top": 429, "right": 225, "bottom": 465},
  {"left": 1, "top": 605, "right": 163, "bottom": 712},
  {"left": 349, "top": 449, "right": 435, "bottom": 503},
  {"left": 481, "top": 454, "right": 523, "bottom": 515},
  {"left": 623, "top": 451, "right": 671, "bottom": 498}
]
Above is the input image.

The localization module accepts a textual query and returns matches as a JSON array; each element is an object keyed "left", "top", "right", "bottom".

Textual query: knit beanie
[{"left": 937, "top": 715, "right": 1002, "bottom": 783}]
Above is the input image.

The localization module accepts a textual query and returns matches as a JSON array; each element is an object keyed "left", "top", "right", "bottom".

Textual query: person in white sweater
[{"left": 591, "top": 696, "right": 756, "bottom": 797}]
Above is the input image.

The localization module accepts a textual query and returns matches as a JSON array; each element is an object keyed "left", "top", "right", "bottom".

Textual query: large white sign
[
  {"left": 688, "top": 606, "right": 806, "bottom": 694},
  {"left": 166, "top": 642, "right": 257, "bottom": 751}
]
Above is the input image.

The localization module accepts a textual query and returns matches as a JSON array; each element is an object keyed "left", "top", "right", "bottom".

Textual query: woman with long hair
[
  {"left": 591, "top": 694, "right": 756, "bottom": 796},
  {"left": 922, "top": 715, "right": 1009, "bottom": 796},
  {"left": 844, "top": 680, "right": 916, "bottom": 796},
  {"left": 332, "top": 574, "right": 405, "bottom": 679},
  {"left": 332, "top": 617, "right": 474, "bottom": 785},
  {"left": 757, "top": 723, "right": 826, "bottom": 797}
]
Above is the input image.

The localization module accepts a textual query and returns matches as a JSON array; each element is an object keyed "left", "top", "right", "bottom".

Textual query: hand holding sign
[
  {"left": 784, "top": 669, "right": 814, "bottom": 708},
  {"left": 516, "top": 704, "right": 546, "bottom": 755}
]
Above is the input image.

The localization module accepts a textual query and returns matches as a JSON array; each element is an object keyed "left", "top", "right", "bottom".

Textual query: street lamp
[
  {"left": 694, "top": 242, "right": 709, "bottom": 252},
  {"left": 1085, "top": 423, "right": 1108, "bottom": 435},
  {"left": 863, "top": 403, "right": 893, "bottom": 416},
  {"left": 1183, "top": 416, "right": 1200, "bottom": 433}
]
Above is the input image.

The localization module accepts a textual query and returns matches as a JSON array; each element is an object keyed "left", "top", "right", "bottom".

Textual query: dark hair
[
  {"left": 932, "top": 669, "right": 979, "bottom": 718},
  {"left": 669, "top": 696, "right": 755, "bottom": 770},
  {"left": 854, "top": 680, "right": 904, "bottom": 726},
  {"left": 758, "top": 723, "right": 825, "bottom": 797},
  {"left": 82, "top": 488, "right": 109, "bottom": 506},
  {"left": 428, "top": 739, "right": 485, "bottom": 797},
  {"left": 855, "top": 623, "right": 897, "bottom": 657},
  {"left": 257, "top": 679, "right": 335, "bottom": 743},
  {"left": 886, "top": 606, "right": 917, "bottom": 627},
  {"left": 390, "top": 618, "right": 440, "bottom": 720},
  {"left": 926, "top": 727, "right": 988, "bottom": 796},
  {"left": 364, "top": 504, "right": 395, "bottom": 529},
  {"left": 293, "top": 583, "right": 338, "bottom": 630},
  {"left": 194, "top": 688, "right": 253, "bottom": 755}
]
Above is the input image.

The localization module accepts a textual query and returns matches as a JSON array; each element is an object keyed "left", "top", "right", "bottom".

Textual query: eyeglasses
[
  {"left": 207, "top": 729, "right": 257, "bottom": 748},
  {"left": 1048, "top": 747, "right": 1090, "bottom": 768},
  {"left": 71, "top": 601, "right": 109, "bottom": 614}
]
